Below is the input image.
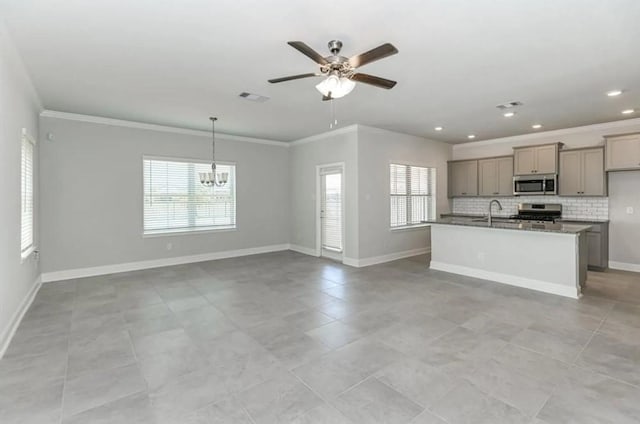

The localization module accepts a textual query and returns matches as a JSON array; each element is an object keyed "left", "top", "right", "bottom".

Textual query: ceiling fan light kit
[
  {"left": 315, "top": 74, "right": 356, "bottom": 98},
  {"left": 269, "top": 39, "right": 398, "bottom": 100}
]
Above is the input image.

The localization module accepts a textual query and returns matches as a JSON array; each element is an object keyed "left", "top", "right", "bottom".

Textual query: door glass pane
[{"left": 322, "top": 173, "right": 342, "bottom": 251}]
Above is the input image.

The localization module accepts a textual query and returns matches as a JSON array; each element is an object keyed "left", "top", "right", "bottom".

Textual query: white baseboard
[
  {"left": 41, "top": 244, "right": 290, "bottom": 283},
  {"left": 344, "top": 248, "right": 431, "bottom": 268},
  {"left": 288, "top": 244, "right": 319, "bottom": 257},
  {"left": 430, "top": 261, "right": 579, "bottom": 299},
  {"left": 609, "top": 261, "right": 640, "bottom": 273},
  {"left": 0, "top": 276, "right": 41, "bottom": 359}
]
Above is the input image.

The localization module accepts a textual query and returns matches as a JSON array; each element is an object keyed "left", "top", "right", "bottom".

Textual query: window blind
[
  {"left": 143, "top": 157, "right": 236, "bottom": 234},
  {"left": 390, "top": 163, "right": 436, "bottom": 227},
  {"left": 321, "top": 172, "right": 343, "bottom": 251},
  {"left": 21, "top": 134, "right": 35, "bottom": 255}
]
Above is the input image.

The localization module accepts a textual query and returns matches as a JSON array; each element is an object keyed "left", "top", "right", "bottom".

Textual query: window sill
[
  {"left": 21, "top": 246, "right": 37, "bottom": 263},
  {"left": 143, "top": 226, "right": 237, "bottom": 238},
  {"left": 390, "top": 224, "right": 431, "bottom": 232}
]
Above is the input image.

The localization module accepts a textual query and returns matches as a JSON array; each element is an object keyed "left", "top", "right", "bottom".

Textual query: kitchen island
[{"left": 426, "top": 217, "right": 591, "bottom": 299}]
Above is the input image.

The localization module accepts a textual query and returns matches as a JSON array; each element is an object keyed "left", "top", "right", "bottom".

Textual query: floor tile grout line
[
  {"left": 571, "top": 304, "right": 609, "bottom": 365},
  {"left": 58, "top": 282, "right": 78, "bottom": 424},
  {"left": 528, "top": 309, "right": 612, "bottom": 422},
  {"left": 289, "top": 369, "right": 357, "bottom": 422}
]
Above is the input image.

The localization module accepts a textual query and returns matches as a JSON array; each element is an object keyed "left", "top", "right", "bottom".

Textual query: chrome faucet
[{"left": 488, "top": 199, "right": 503, "bottom": 226}]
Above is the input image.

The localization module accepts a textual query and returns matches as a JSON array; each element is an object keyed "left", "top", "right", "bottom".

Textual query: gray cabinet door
[
  {"left": 606, "top": 134, "right": 640, "bottom": 171},
  {"left": 559, "top": 150, "right": 583, "bottom": 195},
  {"left": 582, "top": 148, "right": 605, "bottom": 196},
  {"left": 464, "top": 160, "right": 478, "bottom": 196},
  {"left": 535, "top": 144, "right": 558, "bottom": 174},
  {"left": 449, "top": 161, "right": 465, "bottom": 197},
  {"left": 478, "top": 159, "right": 498, "bottom": 196},
  {"left": 497, "top": 157, "right": 514, "bottom": 195},
  {"left": 449, "top": 160, "right": 478, "bottom": 197},
  {"left": 587, "top": 232, "right": 602, "bottom": 268},
  {"left": 514, "top": 148, "right": 536, "bottom": 175}
]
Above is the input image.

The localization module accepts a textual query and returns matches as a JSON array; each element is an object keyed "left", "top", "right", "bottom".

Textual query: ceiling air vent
[
  {"left": 239, "top": 92, "right": 270, "bottom": 102},
  {"left": 496, "top": 101, "right": 523, "bottom": 110}
]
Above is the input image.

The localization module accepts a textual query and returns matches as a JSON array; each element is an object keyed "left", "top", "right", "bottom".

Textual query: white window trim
[
  {"left": 389, "top": 161, "right": 437, "bottom": 229},
  {"left": 389, "top": 223, "right": 431, "bottom": 232},
  {"left": 141, "top": 154, "right": 237, "bottom": 237},
  {"left": 142, "top": 226, "right": 237, "bottom": 238},
  {"left": 20, "top": 129, "right": 36, "bottom": 262}
]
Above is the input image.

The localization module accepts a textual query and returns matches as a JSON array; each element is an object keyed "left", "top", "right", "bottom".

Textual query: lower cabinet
[{"left": 562, "top": 221, "right": 609, "bottom": 270}]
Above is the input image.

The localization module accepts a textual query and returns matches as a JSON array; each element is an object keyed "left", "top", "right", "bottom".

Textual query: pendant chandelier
[{"left": 199, "top": 117, "right": 228, "bottom": 187}]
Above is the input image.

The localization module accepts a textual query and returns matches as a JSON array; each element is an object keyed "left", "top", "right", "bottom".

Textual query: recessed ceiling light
[
  {"left": 607, "top": 90, "right": 623, "bottom": 97},
  {"left": 467, "top": 134, "right": 476, "bottom": 139},
  {"left": 532, "top": 124, "right": 543, "bottom": 129},
  {"left": 434, "top": 126, "right": 443, "bottom": 131},
  {"left": 622, "top": 109, "right": 635, "bottom": 115},
  {"left": 503, "top": 112, "right": 516, "bottom": 118}
]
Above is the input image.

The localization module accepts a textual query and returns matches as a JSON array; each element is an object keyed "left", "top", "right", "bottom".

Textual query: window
[
  {"left": 390, "top": 163, "right": 436, "bottom": 228},
  {"left": 21, "top": 132, "right": 35, "bottom": 258},
  {"left": 143, "top": 157, "right": 236, "bottom": 235}
]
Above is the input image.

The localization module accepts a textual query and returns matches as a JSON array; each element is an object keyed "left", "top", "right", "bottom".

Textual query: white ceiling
[{"left": 2, "top": 0, "right": 640, "bottom": 143}]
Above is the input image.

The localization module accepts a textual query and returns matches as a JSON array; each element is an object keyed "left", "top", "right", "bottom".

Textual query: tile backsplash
[{"left": 452, "top": 196, "right": 609, "bottom": 220}]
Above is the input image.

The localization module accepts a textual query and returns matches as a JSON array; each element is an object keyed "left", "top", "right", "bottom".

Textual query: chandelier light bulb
[{"left": 316, "top": 75, "right": 356, "bottom": 99}]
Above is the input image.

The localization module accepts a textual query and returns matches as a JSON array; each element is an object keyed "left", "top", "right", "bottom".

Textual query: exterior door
[{"left": 319, "top": 166, "right": 343, "bottom": 260}]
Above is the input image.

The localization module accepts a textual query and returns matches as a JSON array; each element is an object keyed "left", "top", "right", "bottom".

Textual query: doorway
[{"left": 317, "top": 164, "right": 344, "bottom": 261}]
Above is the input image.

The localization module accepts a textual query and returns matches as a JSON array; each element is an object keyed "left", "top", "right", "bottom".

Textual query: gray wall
[
  {"left": 357, "top": 126, "right": 451, "bottom": 259},
  {"left": 608, "top": 171, "right": 640, "bottom": 268},
  {"left": 0, "top": 21, "right": 41, "bottom": 351},
  {"left": 289, "top": 127, "right": 359, "bottom": 260},
  {"left": 288, "top": 125, "right": 452, "bottom": 263},
  {"left": 39, "top": 117, "right": 290, "bottom": 273}
]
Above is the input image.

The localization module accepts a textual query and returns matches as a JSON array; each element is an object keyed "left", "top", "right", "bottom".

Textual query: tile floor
[{"left": 1, "top": 251, "right": 640, "bottom": 423}]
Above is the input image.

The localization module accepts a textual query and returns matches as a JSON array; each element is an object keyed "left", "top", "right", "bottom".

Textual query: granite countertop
[
  {"left": 556, "top": 218, "right": 610, "bottom": 224},
  {"left": 425, "top": 217, "right": 592, "bottom": 234},
  {"left": 441, "top": 213, "right": 609, "bottom": 224}
]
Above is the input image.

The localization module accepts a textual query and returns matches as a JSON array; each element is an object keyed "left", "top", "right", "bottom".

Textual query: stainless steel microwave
[{"left": 513, "top": 174, "right": 557, "bottom": 195}]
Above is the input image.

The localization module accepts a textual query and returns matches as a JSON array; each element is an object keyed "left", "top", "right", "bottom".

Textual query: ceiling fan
[{"left": 268, "top": 40, "right": 398, "bottom": 100}]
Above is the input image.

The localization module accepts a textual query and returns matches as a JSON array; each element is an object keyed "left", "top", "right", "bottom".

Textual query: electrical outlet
[
  {"left": 166, "top": 242, "right": 173, "bottom": 251},
  {"left": 627, "top": 207, "right": 634, "bottom": 215}
]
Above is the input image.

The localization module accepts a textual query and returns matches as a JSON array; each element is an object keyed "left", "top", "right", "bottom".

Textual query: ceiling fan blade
[
  {"left": 268, "top": 73, "right": 320, "bottom": 83},
  {"left": 287, "top": 41, "right": 329, "bottom": 65},
  {"left": 348, "top": 43, "right": 398, "bottom": 68},
  {"left": 351, "top": 73, "right": 397, "bottom": 89}
]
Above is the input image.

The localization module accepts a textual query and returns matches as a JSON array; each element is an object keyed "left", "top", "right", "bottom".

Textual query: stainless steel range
[{"left": 509, "top": 203, "right": 562, "bottom": 223}]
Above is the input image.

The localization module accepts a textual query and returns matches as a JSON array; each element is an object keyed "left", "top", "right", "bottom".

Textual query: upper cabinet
[
  {"left": 559, "top": 147, "right": 606, "bottom": 196},
  {"left": 478, "top": 156, "right": 514, "bottom": 196},
  {"left": 605, "top": 133, "right": 640, "bottom": 171},
  {"left": 513, "top": 143, "right": 560, "bottom": 175},
  {"left": 448, "top": 160, "right": 478, "bottom": 197}
]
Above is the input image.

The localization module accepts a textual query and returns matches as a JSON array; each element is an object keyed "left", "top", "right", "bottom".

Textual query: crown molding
[
  {"left": 453, "top": 117, "right": 640, "bottom": 150},
  {"left": 39, "top": 110, "right": 289, "bottom": 147},
  {"left": 357, "top": 124, "right": 446, "bottom": 145},
  {"left": 290, "top": 124, "right": 359, "bottom": 146}
]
